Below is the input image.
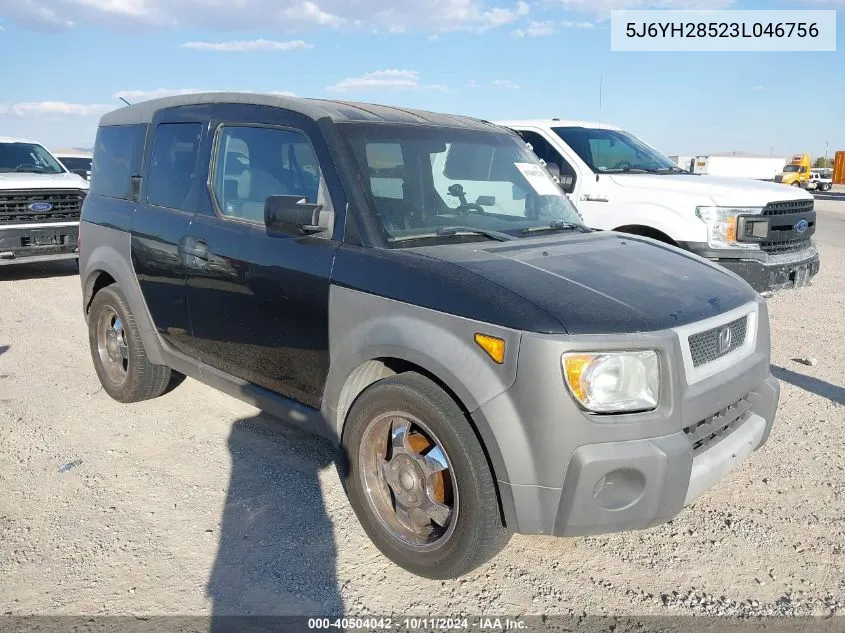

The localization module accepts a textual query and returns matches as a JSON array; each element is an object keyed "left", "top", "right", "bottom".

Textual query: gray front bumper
[{"left": 473, "top": 298, "right": 780, "bottom": 537}]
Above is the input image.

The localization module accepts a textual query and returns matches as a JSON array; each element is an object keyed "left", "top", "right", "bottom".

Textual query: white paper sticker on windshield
[{"left": 514, "top": 162, "right": 561, "bottom": 196}]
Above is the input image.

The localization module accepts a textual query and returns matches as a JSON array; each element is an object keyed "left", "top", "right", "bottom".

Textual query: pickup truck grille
[
  {"left": 688, "top": 315, "right": 748, "bottom": 367},
  {"left": 760, "top": 237, "right": 812, "bottom": 255},
  {"left": 0, "top": 189, "right": 85, "bottom": 225},
  {"left": 762, "top": 199, "right": 813, "bottom": 216},
  {"left": 684, "top": 395, "right": 752, "bottom": 457}
]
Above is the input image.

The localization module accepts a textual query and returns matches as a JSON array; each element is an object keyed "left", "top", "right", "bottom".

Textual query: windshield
[
  {"left": 783, "top": 165, "right": 801, "bottom": 172},
  {"left": 338, "top": 123, "right": 586, "bottom": 245},
  {"left": 57, "top": 156, "right": 92, "bottom": 171},
  {"left": 0, "top": 142, "right": 66, "bottom": 174},
  {"left": 552, "top": 126, "right": 681, "bottom": 174}
]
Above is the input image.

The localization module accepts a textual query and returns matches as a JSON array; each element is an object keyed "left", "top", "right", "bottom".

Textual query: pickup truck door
[{"left": 182, "top": 104, "right": 341, "bottom": 410}]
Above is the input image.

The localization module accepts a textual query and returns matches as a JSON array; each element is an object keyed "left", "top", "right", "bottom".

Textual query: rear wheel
[
  {"left": 88, "top": 284, "right": 172, "bottom": 403},
  {"left": 342, "top": 373, "right": 510, "bottom": 579}
]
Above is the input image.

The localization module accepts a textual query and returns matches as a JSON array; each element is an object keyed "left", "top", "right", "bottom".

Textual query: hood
[
  {"left": 0, "top": 171, "right": 89, "bottom": 191},
  {"left": 608, "top": 173, "right": 810, "bottom": 206},
  {"left": 414, "top": 232, "right": 755, "bottom": 334}
]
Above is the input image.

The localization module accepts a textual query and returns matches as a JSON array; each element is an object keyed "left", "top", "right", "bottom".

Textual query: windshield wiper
[
  {"left": 14, "top": 168, "right": 49, "bottom": 174},
  {"left": 600, "top": 167, "right": 653, "bottom": 174},
  {"left": 389, "top": 226, "right": 513, "bottom": 244},
  {"left": 520, "top": 220, "right": 590, "bottom": 235},
  {"left": 655, "top": 166, "right": 690, "bottom": 174}
]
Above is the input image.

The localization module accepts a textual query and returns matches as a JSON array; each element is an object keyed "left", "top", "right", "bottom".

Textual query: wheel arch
[
  {"left": 331, "top": 354, "right": 514, "bottom": 527},
  {"left": 613, "top": 224, "right": 678, "bottom": 245}
]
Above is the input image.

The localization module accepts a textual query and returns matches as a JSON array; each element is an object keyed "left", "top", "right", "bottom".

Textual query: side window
[
  {"left": 146, "top": 123, "right": 202, "bottom": 210},
  {"left": 518, "top": 130, "right": 577, "bottom": 183},
  {"left": 212, "top": 125, "right": 322, "bottom": 223},
  {"left": 90, "top": 124, "right": 146, "bottom": 200},
  {"left": 365, "top": 143, "right": 404, "bottom": 199}
]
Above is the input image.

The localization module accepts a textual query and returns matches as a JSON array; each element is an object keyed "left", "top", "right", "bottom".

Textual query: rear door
[
  {"left": 183, "top": 104, "right": 341, "bottom": 409},
  {"left": 131, "top": 105, "right": 211, "bottom": 356}
]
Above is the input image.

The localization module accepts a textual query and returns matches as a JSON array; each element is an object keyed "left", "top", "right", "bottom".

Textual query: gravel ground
[{"left": 0, "top": 198, "right": 843, "bottom": 620}]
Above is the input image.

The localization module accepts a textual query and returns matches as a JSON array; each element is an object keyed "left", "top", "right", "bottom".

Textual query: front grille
[
  {"left": 684, "top": 395, "right": 752, "bottom": 457},
  {"left": 762, "top": 199, "right": 814, "bottom": 216},
  {"left": 0, "top": 189, "right": 85, "bottom": 225},
  {"left": 688, "top": 315, "right": 748, "bottom": 368},
  {"left": 761, "top": 237, "right": 812, "bottom": 255}
]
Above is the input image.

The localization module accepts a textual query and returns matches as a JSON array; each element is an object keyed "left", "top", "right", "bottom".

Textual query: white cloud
[
  {"left": 561, "top": 19, "right": 595, "bottom": 28},
  {"left": 327, "top": 69, "right": 420, "bottom": 92},
  {"left": 467, "top": 80, "right": 481, "bottom": 89},
  {"left": 0, "top": 101, "right": 114, "bottom": 118},
  {"left": 5, "top": 0, "right": 535, "bottom": 33},
  {"left": 552, "top": 0, "right": 735, "bottom": 14},
  {"left": 180, "top": 39, "right": 313, "bottom": 52},
  {"left": 753, "top": 85, "right": 765, "bottom": 91},
  {"left": 512, "top": 20, "right": 556, "bottom": 37},
  {"left": 492, "top": 79, "right": 520, "bottom": 89}
]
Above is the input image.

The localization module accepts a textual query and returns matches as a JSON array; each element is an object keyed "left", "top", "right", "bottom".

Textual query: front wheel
[
  {"left": 342, "top": 373, "right": 510, "bottom": 579},
  {"left": 88, "top": 284, "right": 173, "bottom": 403},
  {"left": 792, "top": 181, "right": 802, "bottom": 187}
]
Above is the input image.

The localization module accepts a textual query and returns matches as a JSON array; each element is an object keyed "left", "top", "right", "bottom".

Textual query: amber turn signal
[{"left": 474, "top": 333, "right": 505, "bottom": 364}]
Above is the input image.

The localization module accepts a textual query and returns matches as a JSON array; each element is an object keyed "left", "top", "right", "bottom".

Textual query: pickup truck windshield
[
  {"left": 552, "top": 127, "right": 680, "bottom": 174},
  {"left": 57, "top": 156, "right": 93, "bottom": 172},
  {"left": 0, "top": 142, "right": 66, "bottom": 174},
  {"left": 338, "top": 123, "right": 586, "bottom": 245}
]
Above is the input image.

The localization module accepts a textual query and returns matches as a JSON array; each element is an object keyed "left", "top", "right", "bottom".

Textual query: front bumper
[
  {"left": 680, "top": 242, "right": 820, "bottom": 293},
  {"left": 0, "top": 223, "right": 79, "bottom": 266},
  {"left": 473, "top": 298, "right": 780, "bottom": 537}
]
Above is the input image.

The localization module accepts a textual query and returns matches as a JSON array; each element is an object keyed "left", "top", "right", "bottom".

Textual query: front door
[{"left": 184, "top": 105, "right": 340, "bottom": 409}]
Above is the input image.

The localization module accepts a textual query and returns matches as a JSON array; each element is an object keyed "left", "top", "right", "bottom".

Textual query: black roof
[{"left": 99, "top": 92, "right": 495, "bottom": 131}]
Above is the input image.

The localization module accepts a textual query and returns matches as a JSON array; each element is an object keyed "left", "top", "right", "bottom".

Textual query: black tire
[
  {"left": 792, "top": 181, "right": 801, "bottom": 187},
  {"left": 88, "top": 284, "right": 172, "bottom": 403},
  {"left": 342, "top": 372, "right": 511, "bottom": 579}
]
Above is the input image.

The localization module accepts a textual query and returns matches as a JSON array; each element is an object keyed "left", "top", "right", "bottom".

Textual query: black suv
[{"left": 80, "top": 93, "right": 780, "bottom": 579}]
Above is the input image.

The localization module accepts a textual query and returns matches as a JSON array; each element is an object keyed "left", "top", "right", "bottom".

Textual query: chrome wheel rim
[
  {"left": 96, "top": 306, "right": 129, "bottom": 385},
  {"left": 359, "top": 411, "right": 458, "bottom": 551}
]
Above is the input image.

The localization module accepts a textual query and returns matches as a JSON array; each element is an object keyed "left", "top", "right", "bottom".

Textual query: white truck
[
  {"left": 685, "top": 154, "right": 787, "bottom": 181},
  {"left": 0, "top": 137, "right": 88, "bottom": 266},
  {"left": 495, "top": 119, "right": 819, "bottom": 294},
  {"left": 807, "top": 171, "right": 833, "bottom": 192}
]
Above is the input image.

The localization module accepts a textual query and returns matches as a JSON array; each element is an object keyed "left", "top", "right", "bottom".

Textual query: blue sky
[{"left": 0, "top": 0, "right": 842, "bottom": 159}]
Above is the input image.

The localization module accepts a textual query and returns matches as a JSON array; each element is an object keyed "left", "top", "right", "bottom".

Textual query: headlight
[
  {"left": 695, "top": 206, "right": 763, "bottom": 250},
  {"left": 562, "top": 351, "right": 659, "bottom": 413}
]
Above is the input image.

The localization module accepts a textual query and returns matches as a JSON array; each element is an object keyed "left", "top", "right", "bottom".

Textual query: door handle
[
  {"left": 179, "top": 237, "right": 210, "bottom": 266},
  {"left": 183, "top": 240, "right": 210, "bottom": 260}
]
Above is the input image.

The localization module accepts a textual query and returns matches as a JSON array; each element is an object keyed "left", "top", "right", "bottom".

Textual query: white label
[
  {"left": 514, "top": 163, "right": 562, "bottom": 196},
  {"left": 611, "top": 10, "right": 836, "bottom": 52}
]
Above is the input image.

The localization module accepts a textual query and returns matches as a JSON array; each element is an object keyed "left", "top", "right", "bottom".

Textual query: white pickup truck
[
  {"left": 0, "top": 137, "right": 88, "bottom": 267},
  {"left": 496, "top": 119, "right": 819, "bottom": 294}
]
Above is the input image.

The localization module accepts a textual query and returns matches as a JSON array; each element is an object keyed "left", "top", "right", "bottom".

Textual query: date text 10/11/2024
[{"left": 307, "top": 617, "right": 527, "bottom": 630}]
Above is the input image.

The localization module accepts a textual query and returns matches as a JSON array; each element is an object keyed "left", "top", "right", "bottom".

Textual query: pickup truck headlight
[
  {"left": 695, "top": 206, "right": 763, "bottom": 250},
  {"left": 562, "top": 351, "right": 659, "bottom": 413}
]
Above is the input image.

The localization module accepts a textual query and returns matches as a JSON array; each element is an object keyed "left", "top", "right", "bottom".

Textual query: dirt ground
[{"left": 1, "top": 197, "right": 843, "bottom": 619}]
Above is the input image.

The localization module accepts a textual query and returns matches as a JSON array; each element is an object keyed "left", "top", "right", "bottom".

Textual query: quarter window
[
  {"left": 90, "top": 124, "right": 146, "bottom": 200},
  {"left": 146, "top": 123, "right": 202, "bottom": 210},
  {"left": 213, "top": 125, "right": 321, "bottom": 223}
]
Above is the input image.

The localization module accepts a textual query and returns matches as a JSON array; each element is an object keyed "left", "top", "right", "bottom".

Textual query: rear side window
[
  {"left": 90, "top": 124, "right": 146, "bottom": 199},
  {"left": 146, "top": 123, "right": 202, "bottom": 210}
]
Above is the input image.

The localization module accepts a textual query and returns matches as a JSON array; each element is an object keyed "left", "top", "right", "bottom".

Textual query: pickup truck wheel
[
  {"left": 342, "top": 373, "right": 510, "bottom": 579},
  {"left": 88, "top": 284, "right": 172, "bottom": 403}
]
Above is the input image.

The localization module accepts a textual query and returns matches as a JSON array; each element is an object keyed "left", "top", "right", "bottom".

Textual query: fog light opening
[{"left": 593, "top": 468, "right": 646, "bottom": 511}]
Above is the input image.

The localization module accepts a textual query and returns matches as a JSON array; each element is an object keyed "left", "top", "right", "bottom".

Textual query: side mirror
[
  {"left": 475, "top": 195, "right": 496, "bottom": 207},
  {"left": 545, "top": 163, "right": 575, "bottom": 193},
  {"left": 264, "top": 195, "right": 323, "bottom": 236}
]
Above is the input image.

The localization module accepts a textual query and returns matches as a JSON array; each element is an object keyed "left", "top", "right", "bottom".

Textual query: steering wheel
[
  {"left": 610, "top": 160, "right": 632, "bottom": 170},
  {"left": 15, "top": 163, "right": 40, "bottom": 171},
  {"left": 456, "top": 202, "right": 486, "bottom": 215}
]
